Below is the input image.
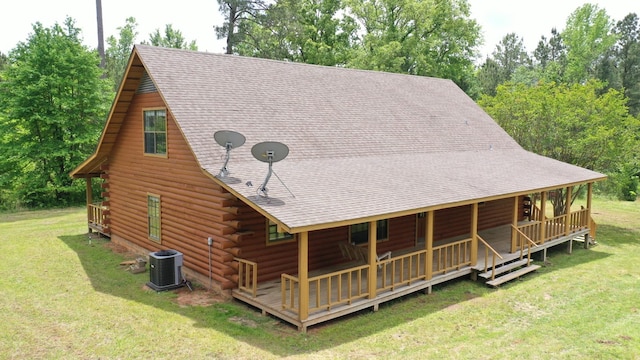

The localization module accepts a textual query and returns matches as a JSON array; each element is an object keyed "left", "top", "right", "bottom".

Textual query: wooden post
[
  {"left": 425, "top": 211, "right": 434, "bottom": 280},
  {"left": 539, "top": 191, "right": 547, "bottom": 244},
  {"left": 85, "top": 176, "right": 93, "bottom": 232},
  {"left": 470, "top": 203, "right": 478, "bottom": 266},
  {"left": 564, "top": 186, "right": 572, "bottom": 236},
  {"left": 511, "top": 196, "right": 519, "bottom": 253},
  {"left": 298, "top": 231, "right": 309, "bottom": 321},
  {"left": 368, "top": 221, "right": 377, "bottom": 300},
  {"left": 585, "top": 182, "right": 593, "bottom": 249}
]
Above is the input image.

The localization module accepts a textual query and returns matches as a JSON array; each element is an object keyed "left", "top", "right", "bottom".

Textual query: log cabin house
[{"left": 71, "top": 45, "right": 606, "bottom": 332}]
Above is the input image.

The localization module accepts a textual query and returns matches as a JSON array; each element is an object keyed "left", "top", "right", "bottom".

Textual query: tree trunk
[{"left": 96, "top": 0, "right": 105, "bottom": 68}]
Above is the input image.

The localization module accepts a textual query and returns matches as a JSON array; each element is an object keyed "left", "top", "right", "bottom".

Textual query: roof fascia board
[{"left": 70, "top": 46, "right": 141, "bottom": 178}]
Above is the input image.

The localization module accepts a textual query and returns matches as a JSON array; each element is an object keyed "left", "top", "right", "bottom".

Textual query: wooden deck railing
[
  {"left": 512, "top": 225, "right": 538, "bottom": 265},
  {"left": 570, "top": 208, "right": 590, "bottom": 229},
  {"left": 518, "top": 221, "right": 542, "bottom": 245},
  {"left": 282, "top": 273, "right": 299, "bottom": 313},
  {"left": 378, "top": 250, "right": 427, "bottom": 292},
  {"left": 309, "top": 265, "right": 369, "bottom": 312},
  {"left": 88, "top": 203, "right": 107, "bottom": 229},
  {"left": 476, "top": 235, "right": 503, "bottom": 280},
  {"left": 432, "top": 238, "right": 472, "bottom": 275},
  {"left": 236, "top": 258, "right": 258, "bottom": 298}
]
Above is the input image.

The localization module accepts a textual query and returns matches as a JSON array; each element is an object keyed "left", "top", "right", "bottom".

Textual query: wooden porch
[{"left": 232, "top": 207, "right": 593, "bottom": 332}]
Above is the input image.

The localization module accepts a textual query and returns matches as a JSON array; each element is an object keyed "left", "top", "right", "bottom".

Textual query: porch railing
[
  {"left": 281, "top": 264, "right": 370, "bottom": 313},
  {"left": 88, "top": 203, "right": 108, "bottom": 230},
  {"left": 432, "top": 238, "right": 472, "bottom": 275},
  {"left": 378, "top": 250, "right": 427, "bottom": 292},
  {"left": 512, "top": 225, "right": 538, "bottom": 266},
  {"left": 236, "top": 258, "right": 258, "bottom": 298},
  {"left": 476, "top": 235, "right": 503, "bottom": 280}
]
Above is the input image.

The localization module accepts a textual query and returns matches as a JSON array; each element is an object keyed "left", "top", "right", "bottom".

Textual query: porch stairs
[{"left": 476, "top": 258, "right": 541, "bottom": 287}]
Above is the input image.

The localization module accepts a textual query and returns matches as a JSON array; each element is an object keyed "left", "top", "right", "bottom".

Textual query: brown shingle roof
[{"left": 79, "top": 45, "right": 606, "bottom": 232}]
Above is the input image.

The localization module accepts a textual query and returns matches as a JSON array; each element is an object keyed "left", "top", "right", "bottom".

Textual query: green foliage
[
  {"left": 561, "top": 4, "right": 618, "bottom": 84},
  {"left": 0, "top": 18, "right": 112, "bottom": 208},
  {"left": 613, "top": 13, "right": 640, "bottom": 116},
  {"left": 235, "top": 0, "right": 356, "bottom": 66},
  {"left": 105, "top": 17, "right": 138, "bottom": 90},
  {"left": 479, "top": 80, "right": 640, "bottom": 202},
  {"left": 346, "top": 0, "right": 481, "bottom": 95},
  {"left": 144, "top": 24, "right": 198, "bottom": 50}
]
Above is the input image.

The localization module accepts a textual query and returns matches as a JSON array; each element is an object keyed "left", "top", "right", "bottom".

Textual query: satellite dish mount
[
  {"left": 214, "top": 130, "right": 246, "bottom": 178},
  {"left": 251, "top": 142, "right": 290, "bottom": 197}
]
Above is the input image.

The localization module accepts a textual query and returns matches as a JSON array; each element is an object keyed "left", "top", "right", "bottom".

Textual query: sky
[{"left": 0, "top": 1, "right": 637, "bottom": 60}]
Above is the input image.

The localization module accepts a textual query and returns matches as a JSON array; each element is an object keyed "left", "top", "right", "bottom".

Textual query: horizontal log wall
[{"left": 108, "top": 92, "right": 240, "bottom": 289}]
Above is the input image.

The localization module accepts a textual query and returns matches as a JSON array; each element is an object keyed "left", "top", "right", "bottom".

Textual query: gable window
[
  {"left": 350, "top": 219, "right": 389, "bottom": 245},
  {"left": 147, "top": 194, "right": 161, "bottom": 243},
  {"left": 143, "top": 109, "right": 167, "bottom": 155},
  {"left": 266, "top": 219, "right": 295, "bottom": 245}
]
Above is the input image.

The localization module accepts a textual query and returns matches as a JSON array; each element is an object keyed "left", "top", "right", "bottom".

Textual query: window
[
  {"left": 266, "top": 219, "right": 294, "bottom": 245},
  {"left": 143, "top": 109, "right": 167, "bottom": 155},
  {"left": 147, "top": 194, "right": 161, "bottom": 243},
  {"left": 350, "top": 219, "right": 388, "bottom": 245}
]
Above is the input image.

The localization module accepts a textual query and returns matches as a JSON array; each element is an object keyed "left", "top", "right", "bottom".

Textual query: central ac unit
[{"left": 147, "top": 249, "right": 183, "bottom": 291}]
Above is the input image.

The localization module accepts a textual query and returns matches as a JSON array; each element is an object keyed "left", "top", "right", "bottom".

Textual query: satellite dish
[
  {"left": 214, "top": 130, "right": 246, "bottom": 177},
  {"left": 251, "top": 141, "right": 289, "bottom": 197}
]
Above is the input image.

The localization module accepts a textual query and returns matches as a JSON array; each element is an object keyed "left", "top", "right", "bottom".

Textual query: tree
[
  {"left": 612, "top": 13, "right": 640, "bottom": 116},
  {"left": 0, "top": 18, "right": 112, "bottom": 208},
  {"left": 478, "top": 80, "right": 639, "bottom": 213},
  {"left": 346, "top": 0, "right": 481, "bottom": 95},
  {"left": 145, "top": 24, "right": 198, "bottom": 50},
  {"left": 105, "top": 17, "right": 138, "bottom": 90},
  {"left": 562, "top": 4, "right": 617, "bottom": 84},
  {"left": 477, "top": 33, "right": 530, "bottom": 95},
  {"left": 215, "top": 0, "right": 267, "bottom": 54},
  {"left": 235, "top": 0, "right": 357, "bottom": 66}
]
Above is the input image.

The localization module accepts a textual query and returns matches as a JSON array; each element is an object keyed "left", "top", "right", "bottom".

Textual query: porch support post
[
  {"left": 539, "top": 191, "right": 547, "bottom": 244},
  {"left": 85, "top": 176, "right": 93, "bottom": 232},
  {"left": 585, "top": 182, "right": 593, "bottom": 249},
  {"left": 298, "top": 231, "right": 309, "bottom": 321},
  {"left": 511, "top": 196, "right": 519, "bottom": 253},
  {"left": 368, "top": 221, "right": 377, "bottom": 299},
  {"left": 564, "top": 186, "right": 573, "bottom": 236},
  {"left": 425, "top": 211, "right": 434, "bottom": 280},
  {"left": 470, "top": 203, "right": 478, "bottom": 266}
]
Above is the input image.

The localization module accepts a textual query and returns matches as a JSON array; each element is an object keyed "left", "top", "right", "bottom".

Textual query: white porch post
[
  {"left": 298, "top": 231, "right": 309, "bottom": 321},
  {"left": 368, "top": 220, "right": 377, "bottom": 300}
]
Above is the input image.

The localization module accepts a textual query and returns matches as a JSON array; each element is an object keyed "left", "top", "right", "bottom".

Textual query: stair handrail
[
  {"left": 511, "top": 225, "right": 539, "bottom": 266},
  {"left": 476, "top": 235, "right": 503, "bottom": 280}
]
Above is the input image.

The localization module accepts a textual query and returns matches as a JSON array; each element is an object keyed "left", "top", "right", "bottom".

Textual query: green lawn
[{"left": 1, "top": 199, "right": 639, "bottom": 359}]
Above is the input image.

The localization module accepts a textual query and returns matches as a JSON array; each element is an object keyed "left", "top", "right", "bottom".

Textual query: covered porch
[{"left": 232, "top": 186, "right": 596, "bottom": 332}]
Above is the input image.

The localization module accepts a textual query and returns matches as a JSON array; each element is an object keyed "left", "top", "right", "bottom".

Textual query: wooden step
[
  {"left": 477, "top": 259, "right": 529, "bottom": 279},
  {"left": 486, "top": 264, "right": 541, "bottom": 287}
]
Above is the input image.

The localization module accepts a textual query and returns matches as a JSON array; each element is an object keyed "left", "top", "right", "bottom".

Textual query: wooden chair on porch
[{"left": 339, "top": 242, "right": 391, "bottom": 268}]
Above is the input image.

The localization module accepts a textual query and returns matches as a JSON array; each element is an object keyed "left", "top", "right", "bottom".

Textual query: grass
[{"left": 0, "top": 198, "right": 639, "bottom": 359}]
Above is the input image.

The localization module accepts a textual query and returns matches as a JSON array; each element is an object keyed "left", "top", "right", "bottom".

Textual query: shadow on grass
[
  {"left": 59, "top": 231, "right": 613, "bottom": 357},
  {"left": 594, "top": 224, "right": 640, "bottom": 247}
]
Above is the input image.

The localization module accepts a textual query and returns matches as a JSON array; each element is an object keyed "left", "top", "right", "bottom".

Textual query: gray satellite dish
[
  {"left": 214, "top": 130, "right": 246, "bottom": 177},
  {"left": 251, "top": 141, "right": 289, "bottom": 197}
]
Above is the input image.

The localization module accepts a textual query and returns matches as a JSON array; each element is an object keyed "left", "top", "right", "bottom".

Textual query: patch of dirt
[
  {"left": 175, "top": 287, "right": 225, "bottom": 307},
  {"left": 228, "top": 316, "right": 257, "bottom": 328},
  {"left": 104, "top": 241, "right": 138, "bottom": 258}
]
